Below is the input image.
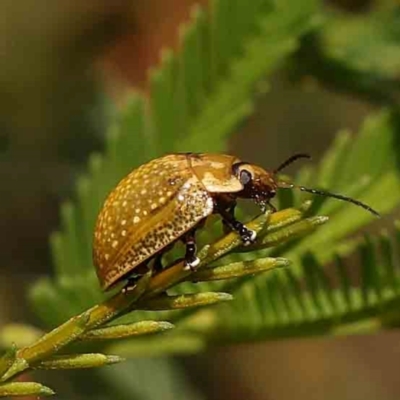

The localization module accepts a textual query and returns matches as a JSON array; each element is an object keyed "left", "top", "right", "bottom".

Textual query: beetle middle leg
[
  {"left": 215, "top": 202, "right": 257, "bottom": 246},
  {"left": 153, "top": 254, "right": 164, "bottom": 273},
  {"left": 222, "top": 203, "right": 236, "bottom": 234},
  {"left": 214, "top": 195, "right": 238, "bottom": 235},
  {"left": 182, "top": 229, "right": 200, "bottom": 271}
]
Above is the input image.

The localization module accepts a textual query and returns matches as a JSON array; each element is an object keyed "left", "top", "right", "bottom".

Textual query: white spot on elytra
[
  {"left": 122, "top": 230, "right": 126, "bottom": 236},
  {"left": 105, "top": 254, "right": 110, "bottom": 260},
  {"left": 122, "top": 200, "right": 127, "bottom": 207},
  {"left": 166, "top": 191, "right": 172, "bottom": 196},
  {"left": 178, "top": 194, "right": 185, "bottom": 201},
  {"left": 159, "top": 197, "right": 166, "bottom": 204},
  {"left": 151, "top": 203, "right": 157, "bottom": 210},
  {"left": 112, "top": 240, "right": 118, "bottom": 248},
  {"left": 121, "top": 219, "right": 126, "bottom": 226},
  {"left": 143, "top": 210, "right": 148, "bottom": 216},
  {"left": 140, "top": 189, "right": 147, "bottom": 195},
  {"left": 133, "top": 216, "right": 140, "bottom": 224},
  {"left": 209, "top": 161, "right": 225, "bottom": 169},
  {"left": 135, "top": 208, "right": 141, "bottom": 214}
]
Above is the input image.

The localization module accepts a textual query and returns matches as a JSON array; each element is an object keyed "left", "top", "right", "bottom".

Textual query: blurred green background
[{"left": 1, "top": 0, "right": 400, "bottom": 399}]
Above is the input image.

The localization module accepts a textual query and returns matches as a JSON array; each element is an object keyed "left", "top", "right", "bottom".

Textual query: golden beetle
[{"left": 93, "top": 153, "right": 379, "bottom": 290}]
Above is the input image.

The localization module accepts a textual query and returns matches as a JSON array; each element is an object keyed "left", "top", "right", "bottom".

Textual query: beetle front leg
[
  {"left": 216, "top": 205, "right": 257, "bottom": 246},
  {"left": 222, "top": 203, "right": 236, "bottom": 234},
  {"left": 182, "top": 229, "right": 200, "bottom": 271},
  {"left": 267, "top": 200, "right": 277, "bottom": 213}
]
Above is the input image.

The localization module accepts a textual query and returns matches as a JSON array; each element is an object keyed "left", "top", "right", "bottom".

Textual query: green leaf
[
  {"left": 0, "top": 382, "right": 55, "bottom": 397},
  {"left": 203, "top": 221, "right": 400, "bottom": 342},
  {"left": 292, "top": 8, "right": 400, "bottom": 103},
  {"left": 276, "top": 110, "right": 400, "bottom": 268},
  {"left": 322, "top": 11, "right": 400, "bottom": 82},
  {"left": 35, "top": 353, "right": 124, "bottom": 370}
]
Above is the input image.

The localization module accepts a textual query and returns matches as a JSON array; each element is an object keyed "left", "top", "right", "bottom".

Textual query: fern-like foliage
[
  {"left": 291, "top": 6, "right": 400, "bottom": 104},
  {"left": 105, "top": 110, "right": 400, "bottom": 356},
  {"left": 27, "top": 0, "right": 400, "bottom": 358},
  {"left": 30, "top": 0, "right": 320, "bottom": 327}
]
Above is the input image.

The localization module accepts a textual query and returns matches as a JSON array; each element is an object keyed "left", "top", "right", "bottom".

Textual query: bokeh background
[{"left": 1, "top": 0, "right": 399, "bottom": 399}]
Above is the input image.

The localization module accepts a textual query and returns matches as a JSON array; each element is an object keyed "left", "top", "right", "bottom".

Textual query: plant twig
[{"left": 0, "top": 205, "right": 327, "bottom": 396}]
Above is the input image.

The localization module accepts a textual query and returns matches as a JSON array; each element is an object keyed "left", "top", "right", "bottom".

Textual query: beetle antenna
[
  {"left": 278, "top": 182, "right": 380, "bottom": 217},
  {"left": 274, "top": 153, "right": 311, "bottom": 174}
]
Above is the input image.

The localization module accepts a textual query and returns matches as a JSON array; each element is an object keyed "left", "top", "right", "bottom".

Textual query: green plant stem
[
  {"left": 0, "top": 206, "right": 324, "bottom": 385},
  {"left": 1, "top": 276, "right": 150, "bottom": 381},
  {"left": 0, "top": 210, "right": 270, "bottom": 382}
]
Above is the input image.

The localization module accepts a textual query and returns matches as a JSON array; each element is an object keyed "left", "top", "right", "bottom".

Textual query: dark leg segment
[
  {"left": 122, "top": 262, "right": 152, "bottom": 293},
  {"left": 153, "top": 254, "right": 164, "bottom": 273},
  {"left": 267, "top": 201, "right": 277, "bottom": 213},
  {"left": 183, "top": 229, "right": 200, "bottom": 271},
  {"left": 123, "top": 276, "right": 139, "bottom": 293},
  {"left": 222, "top": 203, "right": 236, "bottom": 234},
  {"left": 217, "top": 206, "right": 257, "bottom": 245}
]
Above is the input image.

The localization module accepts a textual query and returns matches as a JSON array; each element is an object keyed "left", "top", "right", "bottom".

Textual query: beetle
[{"left": 93, "top": 153, "right": 379, "bottom": 291}]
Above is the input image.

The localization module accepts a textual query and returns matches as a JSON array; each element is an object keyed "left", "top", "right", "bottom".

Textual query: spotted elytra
[{"left": 93, "top": 153, "right": 379, "bottom": 291}]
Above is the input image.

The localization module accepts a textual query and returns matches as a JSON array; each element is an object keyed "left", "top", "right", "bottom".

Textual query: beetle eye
[{"left": 239, "top": 169, "right": 252, "bottom": 185}]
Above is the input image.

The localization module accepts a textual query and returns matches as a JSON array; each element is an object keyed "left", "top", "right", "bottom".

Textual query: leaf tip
[
  {"left": 106, "top": 355, "right": 125, "bottom": 365},
  {"left": 274, "top": 257, "right": 291, "bottom": 268},
  {"left": 40, "top": 385, "right": 56, "bottom": 396},
  {"left": 216, "top": 292, "right": 234, "bottom": 302},
  {"left": 312, "top": 215, "right": 329, "bottom": 225},
  {"left": 157, "top": 321, "right": 175, "bottom": 331}
]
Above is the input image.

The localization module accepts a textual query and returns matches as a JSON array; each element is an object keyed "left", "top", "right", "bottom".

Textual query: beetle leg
[
  {"left": 216, "top": 206, "right": 257, "bottom": 246},
  {"left": 222, "top": 203, "right": 236, "bottom": 234},
  {"left": 153, "top": 254, "right": 164, "bottom": 273},
  {"left": 182, "top": 230, "right": 200, "bottom": 271},
  {"left": 122, "top": 263, "right": 152, "bottom": 293},
  {"left": 122, "top": 277, "right": 139, "bottom": 293},
  {"left": 214, "top": 195, "right": 237, "bottom": 234},
  {"left": 267, "top": 200, "right": 277, "bottom": 213}
]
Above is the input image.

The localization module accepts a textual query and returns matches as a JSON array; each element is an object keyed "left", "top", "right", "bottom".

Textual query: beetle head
[
  {"left": 233, "top": 153, "right": 380, "bottom": 217},
  {"left": 232, "top": 161, "right": 278, "bottom": 212}
]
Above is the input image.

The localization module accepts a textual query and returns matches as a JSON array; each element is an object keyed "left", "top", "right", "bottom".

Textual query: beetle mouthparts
[{"left": 255, "top": 198, "right": 268, "bottom": 213}]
